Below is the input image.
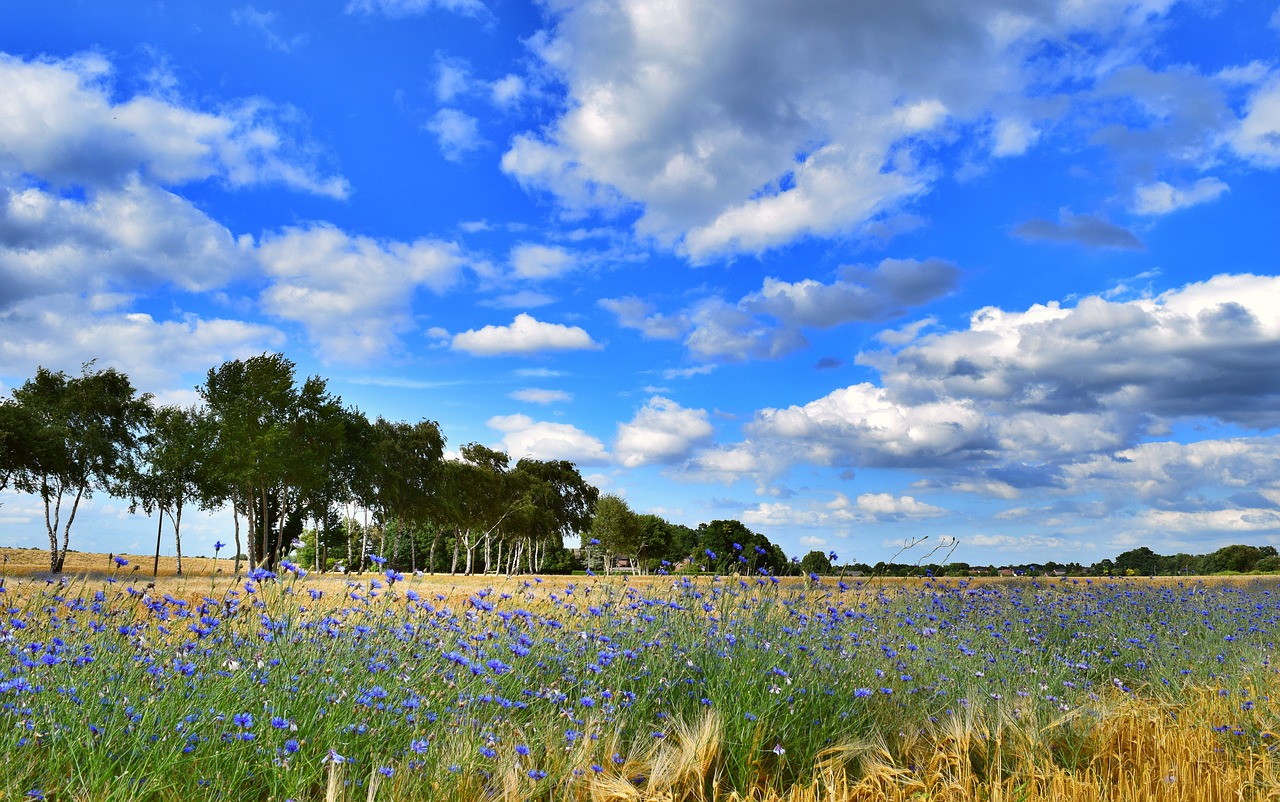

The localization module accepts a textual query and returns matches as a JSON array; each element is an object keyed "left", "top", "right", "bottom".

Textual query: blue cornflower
[
  {"left": 853, "top": 688, "right": 872, "bottom": 698},
  {"left": 271, "top": 716, "right": 290, "bottom": 729},
  {"left": 214, "top": 541, "right": 225, "bottom": 553},
  {"left": 580, "top": 696, "right": 595, "bottom": 707},
  {"left": 283, "top": 738, "right": 300, "bottom": 754},
  {"left": 409, "top": 738, "right": 430, "bottom": 754},
  {"left": 233, "top": 712, "right": 254, "bottom": 728},
  {"left": 704, "top": 549, "right": 716, "bottom": 560},
  {"left": 369, "top": 555, "right": 387, "bottom": 566},
  {"left": 377, "top": 766, "right": 394, "bottom": 778},
  {"left": 480, "top": 746, "right": 497, "bottom": 758},
  {"left": 589, "top": 538, "right": 601, "bottom": 545},
  {"left": 113, "top": 556, "right": 129, "bottom": 568},
  {"left": 515, "top": 744, "right": 530, "bottom": 756}
]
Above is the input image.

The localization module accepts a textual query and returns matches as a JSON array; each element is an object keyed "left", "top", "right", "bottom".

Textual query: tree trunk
[
  {"left": 233, "top": 504, "right": 243, "bottom": 576},
  {"left": 153, "top": 511, "right": 164, "bottom": 578},
  {"left": 429, "top": 529, "right": 439, "bottom": 575},
  {"left": 450, "top": 529, "right": 459, "bottom": 575},
  {"left": 359, "top": 507, "right": 369, "bottom": 573},
  {"left": 173, "top": 504, "right": 184, "bottom": 576}
]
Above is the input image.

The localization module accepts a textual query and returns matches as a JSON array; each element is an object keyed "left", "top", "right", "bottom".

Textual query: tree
[
  {"left": 1114, "top": 546, "right": 1160, "bottom": 577},
  {"left": 0, "top": 399, "right": 37, "bottom": 497},
  {"left": 130, "top": 404, "right": 211, "bottom": 577},
  {"left": 800, "top": 550, "right": 833, "bottom": 576},
  {"left": 695, "top": 519, "right": 788, "bottom": 574},
  {"left": 8, "top": 364, "right": 152, "bottom": 573},
  {"left": 589, "top": 494, "right": 642, "bottom": 571},
  {"left": 509, "top": 458, "right": 598, "bottom": 574},
  {"left": 199, "top": 353, "right": 350, "bottom": 571}
]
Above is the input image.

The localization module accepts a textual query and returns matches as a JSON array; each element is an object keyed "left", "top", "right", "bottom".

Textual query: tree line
[{"left": 0, "top": 355, "right": 806, "bottom": 577}]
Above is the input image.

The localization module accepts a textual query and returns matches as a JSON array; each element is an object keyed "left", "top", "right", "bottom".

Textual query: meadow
[{"left": 3, "top": 549, "right": 1280, "bottom": 801}]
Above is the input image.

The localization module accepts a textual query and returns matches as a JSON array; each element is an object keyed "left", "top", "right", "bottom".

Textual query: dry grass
[{"left": 569, "top": 688, "right": 1280, "bottom": 802}]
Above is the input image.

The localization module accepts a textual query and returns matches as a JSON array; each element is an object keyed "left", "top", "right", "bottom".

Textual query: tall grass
[{"left": 3, "top": 564, "right": 1280, "bottom": 800}]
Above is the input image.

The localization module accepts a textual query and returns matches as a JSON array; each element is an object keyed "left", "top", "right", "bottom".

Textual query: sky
[{"left": 2, "top": 0, "right": 1280, "bottom": 567}]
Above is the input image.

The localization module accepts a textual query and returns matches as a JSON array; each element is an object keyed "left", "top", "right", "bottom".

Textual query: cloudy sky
[{"left": 2, "top": 0, "right": 1279, "bottom": 566}]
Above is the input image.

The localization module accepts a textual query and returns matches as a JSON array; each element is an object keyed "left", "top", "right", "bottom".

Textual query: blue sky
[{"left": 2, "top": 0, "right": 1280, "bottom": 566}]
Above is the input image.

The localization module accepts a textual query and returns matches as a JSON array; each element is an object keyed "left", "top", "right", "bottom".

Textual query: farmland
[{"left": 3, "top": 552, "right": 1280, "bottom": 800}]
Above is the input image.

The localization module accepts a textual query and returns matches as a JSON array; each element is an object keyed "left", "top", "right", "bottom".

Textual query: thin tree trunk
[
  {"left": 345, "top": 504, "right": 353, "bottom": 572},
  {"left": 173, "top": 504, "right": 184, "bottom": 576},
  {"left": 233, "top": 504, "right": 243, "bottom": 575},
  {"left": 153, "top": 511, "right": 164, "bottom": 578},
  {"left": 450, "top": 529, "right": 459, "bottom": 575},
  {"left": 360, "top": 507, "right": 369, "bottom": 573}
]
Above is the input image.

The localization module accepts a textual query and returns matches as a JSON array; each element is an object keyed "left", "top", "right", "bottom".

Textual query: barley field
[{"left": 3, "top": 548, "right": 1280, "bottom": 801}]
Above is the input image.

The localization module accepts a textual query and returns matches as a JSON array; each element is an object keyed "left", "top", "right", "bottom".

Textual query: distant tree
[
  {"left": 695, "top": 519, "right": 788, "bottom": 574},
  {"left": 589, "top": 494, "right": 642, "bottom": 571},
  {"left": 1256, "top": 555, "right": 1280, "bottom": 573},
  {"left": 1114, "top": 546, "right": 1161, "bottom": 577},
  {"left": 800, "top": 550, "right": 833, "bottom": 576},
  {"left": 1202, "top": 544, "right": 1269, "bottom": 574},
  {"left": 8, "top": 364, "right": 152, "bottom": 573}
]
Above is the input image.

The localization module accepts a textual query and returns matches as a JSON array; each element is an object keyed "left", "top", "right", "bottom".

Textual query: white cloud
[
  {"left": 1132, "top": 177, "right": 1228, "bottom": 215},
  {"left": 510, "top": 388, "right": 572, "bottom": 404},
  {"left": 1229, "top": 73, "right": 1280, "bottom": 167},
  {"left": 258, "top": 224, "right": 465, "bottom": 361},
  {"left": 509, "top": 243, "right": 577, "bottom": 280},
  {"left": 487, "top": 414, "right": 609, "bottom": 464},
  {"left": 503, "top": 0, "right": 1181, "bottom": 259},
  {"left": 684, "top": 273, "right": 1280, "bottom": 508},
  {"left": 603, "top": 258, "right": 958, "bottom": 362},
  {"left": 991, "top": 117, "right": 1040, "bottom": 157},
  {"left": 426, "top": 108, "right": 482, "bottom": 161},
  {"left": 599, "top": 297, "right": 688, "bottom": 339},
  {"left": 847, "top": 492, "right": 947, "bottom": 520},
  {"left": 482, "top": 290, "right": 557, "bottom": 309},
  {"left": 345, "top": 0, "right": 485, "bottom": 18},
  {"left": 0, "top": 293, "right": 283, "bottom": 391},
  {"left": 491, "top": 74, "right": 526, "bottom": 107},
  {"left": 0, "top": 52, "right": 347, "bottom": 197},
  {"left": 1, "top": 177, "right": 254, "bottom": 306},
  {"left": 614, "top": 396, "right": 714, "bottom": 468},
  {"left": 451, "top": 313, "right": 600, "bottom": 356}
]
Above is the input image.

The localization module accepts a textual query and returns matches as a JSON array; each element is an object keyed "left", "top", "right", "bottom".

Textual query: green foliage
[
  {"left": 799, "top": 549, "right": 833, "bottom": 576},
  {"left": 589, "top": 494, "right": 642, "bottom": 564},
  {"left": 7, "top": 363, "right": 152, "bottom": 572}
]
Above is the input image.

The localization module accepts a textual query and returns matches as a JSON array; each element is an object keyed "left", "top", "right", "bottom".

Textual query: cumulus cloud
[
  {"left": 451, "top": 313, "right": 600, "bottom": 356},
  {"left": 0, "top": 293, "right": 283, "bottom": 391},
  {"left": 0, "top": 52, "right": 348, "bottom": 196},
  {"left": 606, "top": 257, "right": 958, "bottom": 362},
  {"left": 1, "top": 178, "right": 254, "bottom": 308},
  {"left": 686, "top": 273, "right": 1280, "bottom": 515},
  {"left": 1012, "top": 210, "right": 1144, "bottom": 249},
  {"left": 425, "top": 109, "right": 482, "bottom": 162},
  {"left": 744, "top": 259, "right": 960, "bottom": 328},
  {"left": 1230, "top": 73, "right": 1280, "bottom": 167},
  {"left": 510, "top": 243, "right": 576, "bottom": 280},
  {"left": 502, "top": 0, "right": 1206, "bottom": 259},
  {"left": 1132, "top": 177, "right": 1228, "bottom": 215},
  {"left": 614, "top": 396, "right": 714, "bottom": 468},
  {"left": 599, "top": 297, "right": 689, "bottom": 340},
  {"left": 487, "top": 414, "right": 609, "bottom": 464},
  {"left": 258, "top": 224, "right": 466, "bottom": 361}
]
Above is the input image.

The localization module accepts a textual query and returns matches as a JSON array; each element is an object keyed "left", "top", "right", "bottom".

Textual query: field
[{"left": 4, "top": 549, "right": 1280, "bottom": 800}]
